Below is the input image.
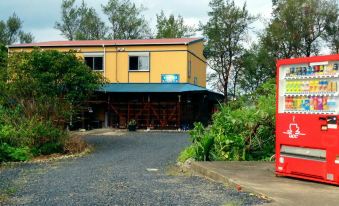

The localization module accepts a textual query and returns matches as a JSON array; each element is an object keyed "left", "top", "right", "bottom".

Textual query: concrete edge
[{"left": 190, "top": 161, "right": 273, "bottom": 203}]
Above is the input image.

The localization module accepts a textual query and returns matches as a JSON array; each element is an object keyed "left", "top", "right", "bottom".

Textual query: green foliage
[
  {"left": 76, "top": 2, "right": 108, "bottom": 40},
  {"left": 178, "top": 145, "right": 196, "bottom": 163},
  {"left": 3, "top": 49, "right": 105, "bottom": 124},
  {"left": 0, "top": 109, "right": 67, "bottom": 162},
  {"left": 202, "top": 0, "right": 256, "bottom": 102},
  {"left": 102, "top": 0, "right": 151, "bottom": 39},
  {"left": 0, "top": 143, "right": 32, "bottom": 162},
  {"left": 324, "top": 5, "right": 339, "bottom": 54},
  {"left": 263, "top": 0, "right": 337, "bottom": 58},
  {"left": 55, "top": 0, "right": 79, "bottom": 40},
  {"left": 238, "top": 43, "right": 276, "bottom": 94},
  {"left": 182, "top": 80, "right": 276, "bottom": 161},
  {"left": 127, "top": 119, "right": 137, "bottom": 126},
  {"left": 0, "top": 49, "right": 103, "bottom": 162},
  {"left": 55, "top": 0, "right": 107, "bottom": 40},
  {"left": 0, "top": 13, "right": 33, "bottom": 45},
  {"left": 156, "top": 10, "right": 195, "bottom": 38}
]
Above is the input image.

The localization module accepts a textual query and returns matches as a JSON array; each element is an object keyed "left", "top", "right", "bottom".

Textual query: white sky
[{"left": 0, "top": 0, "right": 273, "bottom": 43}]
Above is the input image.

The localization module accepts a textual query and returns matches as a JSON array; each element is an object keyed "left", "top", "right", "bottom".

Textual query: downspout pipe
[
  {"left": 115, "top": 44, "right": 119, "bottom": 83},
  {"left": 102, "top": 44, "right": 106, "bottom": 78}
]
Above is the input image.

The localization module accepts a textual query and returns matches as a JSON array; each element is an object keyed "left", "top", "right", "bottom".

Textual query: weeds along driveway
[{"left": 0, "top": 132, "right": 265, "bottom": 206}]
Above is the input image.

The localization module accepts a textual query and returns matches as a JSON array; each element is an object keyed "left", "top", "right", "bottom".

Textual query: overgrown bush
[
  {"left": 0, "top": 49, "right": 105, "bottom": 162},
  {"left": 0, "top": 106, "right": 67, "bottom": 162},
  {"left": 179, "top": 80, "right": 276, "bottom": 162},
  {"left": 0, "top": 143, "right": 32, "bottom": 162}
]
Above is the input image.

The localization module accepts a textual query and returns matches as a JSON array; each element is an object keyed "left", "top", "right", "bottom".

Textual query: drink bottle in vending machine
[{"left": 276, "top": 54, "right": 339, "bottom": 185}]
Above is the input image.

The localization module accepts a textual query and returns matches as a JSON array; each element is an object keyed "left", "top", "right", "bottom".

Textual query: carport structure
[{"left": 87, "top": 83, "right": 222, "bottom": 130}]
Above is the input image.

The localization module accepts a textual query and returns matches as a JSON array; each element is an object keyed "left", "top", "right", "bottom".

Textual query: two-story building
[{"left": 8, "top": 38, "right": 222, "bottom": 130}]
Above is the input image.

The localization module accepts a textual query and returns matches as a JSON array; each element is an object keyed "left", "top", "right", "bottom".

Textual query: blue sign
[{"left": 161, "top": 74, "right": 180, "bottom": 83}]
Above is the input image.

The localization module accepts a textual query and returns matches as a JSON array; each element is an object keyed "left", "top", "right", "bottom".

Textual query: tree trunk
[
  {"left": 233, "top": 69, "right": 239, "bottom": 100},
  {"left": 223, "top": 81, "right": 228, "bottom": 103}
]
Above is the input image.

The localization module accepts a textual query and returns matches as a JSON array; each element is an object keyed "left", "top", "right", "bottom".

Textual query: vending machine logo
[{"left": 283, "top": 116, "right": 306, "bottom": 139}]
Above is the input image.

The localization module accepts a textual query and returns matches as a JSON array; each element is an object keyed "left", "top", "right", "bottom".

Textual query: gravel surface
[{"left": 0, "top": 132, "right": 266, "bottom": 206}]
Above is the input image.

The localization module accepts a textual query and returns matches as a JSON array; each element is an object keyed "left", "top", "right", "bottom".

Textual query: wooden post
[
  {"left": 127, "top": 99, "right": 130, "bottom": 126},
  {"left": 147, "top": 95, "right": 151, "bottom": 128},
  {"left": 178, "top": 95, "right": 181, "bottom": 129}
]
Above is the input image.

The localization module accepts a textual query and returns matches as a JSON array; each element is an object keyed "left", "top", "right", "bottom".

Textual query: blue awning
[{"left": 98, "top": 83, "right": 208, "bottom": 93}]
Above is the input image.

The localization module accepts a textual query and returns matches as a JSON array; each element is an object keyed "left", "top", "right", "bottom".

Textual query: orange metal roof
[{"left": 8, "top": 38, "right": 204, "bottom": 48}]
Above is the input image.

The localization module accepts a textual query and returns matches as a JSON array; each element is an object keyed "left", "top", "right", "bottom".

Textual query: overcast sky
[{"left": 0, "top": 0, "right": 273, "bottom": 43}]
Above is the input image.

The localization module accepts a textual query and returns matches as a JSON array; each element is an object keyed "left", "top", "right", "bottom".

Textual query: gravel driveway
[{"left": 0, "top": 131, "right": 265, "bottom": 206}]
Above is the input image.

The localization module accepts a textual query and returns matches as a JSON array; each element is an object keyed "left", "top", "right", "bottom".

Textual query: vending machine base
[{"left": 276, "top": 172, "right": 339, "bottom": 186}]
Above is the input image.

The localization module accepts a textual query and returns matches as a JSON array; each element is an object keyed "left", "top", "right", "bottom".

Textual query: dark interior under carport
[{"left": 72, "top": 83, "right": 223, "bottom": 130}]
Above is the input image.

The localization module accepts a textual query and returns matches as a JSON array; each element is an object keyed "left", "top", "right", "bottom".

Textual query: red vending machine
[{"left": 276, "top": 54, "right": 339, "bottom": 185}]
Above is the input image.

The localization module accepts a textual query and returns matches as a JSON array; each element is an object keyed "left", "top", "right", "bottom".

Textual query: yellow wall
[
  {"left": 9, "top": 42, "right": 207, "bottom": 87},
  {"left": 188, "top": 42, "right": 207, "bottom": 87}
]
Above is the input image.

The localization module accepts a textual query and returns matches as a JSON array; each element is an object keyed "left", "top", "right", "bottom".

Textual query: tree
[
  {"left": 102, "top": 0, "right": 151, "bottom": 39},
  {"left": 263, "top": 0, "right": 337, "bottom": 58},
  {"left": 202, "top": 0, "right": 255, "bottom": 102},
  {"left": 0, "top": 13, "right": 34, "bottom": 45},
  {"left": 156, "top": 11, "right": 195, "bottom": 38},
  {"left": 2, "top": 49, "right": 105, "bottom": 124},
  {"left": 55, "top": 0, "right": 80, "bottom": 40},
  {"left": 238, "top": 43, "right": 276, "bottom": 94},
  {"left": 76, "top": 4, "right": 107, "bottom": 40},
  {"left": 19, "top": 31, "right": 34, "bottom": 44},
  {"left": 56, "top": 0, "right": 108, "bottom": 40},
  {"left": 324, "top": 5, "right": 339, "bottom": 54}
]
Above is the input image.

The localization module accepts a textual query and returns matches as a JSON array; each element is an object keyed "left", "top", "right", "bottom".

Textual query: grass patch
[
  {"left": 0, "top": 193, "right": 10, "bottom": 205},
  {"left": 223, "top": 200, "right": 243, "bottom": 206}
]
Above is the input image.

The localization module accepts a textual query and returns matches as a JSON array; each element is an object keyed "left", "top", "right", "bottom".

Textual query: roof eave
[{"left": 8, "top": 39, "right": 205, "bottom": 48}]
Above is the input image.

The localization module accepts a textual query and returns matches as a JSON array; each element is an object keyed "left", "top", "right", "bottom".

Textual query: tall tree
[
  {"left": 156, "top": 11, "right": 195, "bottom": 38},
  {"left": 76, "top": 1, "right": 107, "bottom": 40},
  {"left": 102, "top": 0, "right": 151, "bottom": 39},
  {"left": 0, "top": 13, "right": 33, "bottom": 45},
  {"left": 55, "top": 0, "right": 108, "bottom": 40},
  {"left": 238, "top": 43, "right": 276, "bottom": 94},
  {"left": 263, "top": 0, "right": 337, "bottom": 58},
  {"left": 55, "top": 0, "right": 80, "bottom": 40},
  {"left": 202, "top": 0, "right": 255, "bottom": 102},
  {"left": 19, "top": 31, "right": 34, "bottom": 44},
  {"left": 324, "top": 5, "right": 339, "bottom": 54}
]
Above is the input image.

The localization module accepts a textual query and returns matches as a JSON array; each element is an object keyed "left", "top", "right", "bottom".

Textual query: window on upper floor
[
  {"left": 129, "top": 52, "right": 150, "bottom": 71},
  {"left": 84, "top": 53, "right": 104, "bottom": 71}
]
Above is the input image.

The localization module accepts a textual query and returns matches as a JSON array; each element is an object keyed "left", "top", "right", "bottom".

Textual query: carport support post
[
  {"left": 178, "top": 95, "right": 181, "bottom": 129},
  {"left": 147, "top": 95, "right": 150, "bottom": 128}
]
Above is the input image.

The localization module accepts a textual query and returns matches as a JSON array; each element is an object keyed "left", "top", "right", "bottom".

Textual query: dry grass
[
  {"left": 29, "top": 135, "right": 92, "bottom": 163},
  {"left": 63, "top": 135, "right": 89, "bottom": 154}
]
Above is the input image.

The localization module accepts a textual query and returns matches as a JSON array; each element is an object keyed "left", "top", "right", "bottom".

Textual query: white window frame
[
  {"left": 83, "top": 53, "right": 105, "bottom": 72},
  {"left": 128, "top": 52, "right": 150, "bottom": 71}
]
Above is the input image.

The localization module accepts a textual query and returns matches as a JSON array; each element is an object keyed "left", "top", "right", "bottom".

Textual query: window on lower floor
[{"left": 84, "top": 56, "right": 103, "bottom": 71}]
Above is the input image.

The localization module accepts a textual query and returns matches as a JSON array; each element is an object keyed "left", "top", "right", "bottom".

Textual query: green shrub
[
  {"left": 0, "top": 143, "right": 32, "bottom": 162},
  {"left": 182, "top": 80, "right": 276, "bottom": 161},
  {"left": 178, "top": 145, "right": 196, "bottom": 163},
  {"left": 0, "top": 106, "right": 68, "bottom": 162},
  {"left": 38, "top": 142, "right": 64, "bottom": 155}
]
